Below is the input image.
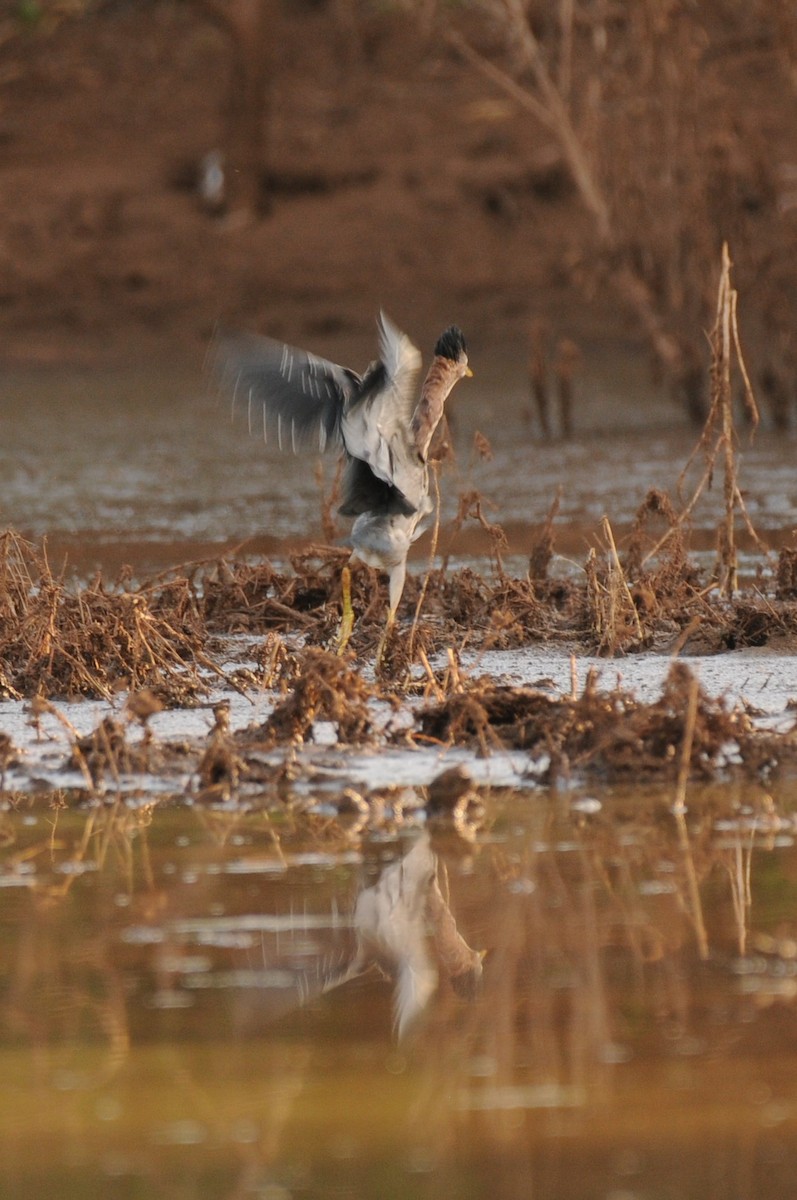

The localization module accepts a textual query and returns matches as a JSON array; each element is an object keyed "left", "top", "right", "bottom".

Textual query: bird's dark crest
[{"left": 434, "top": 326, "right": 467, "bottom": 361}]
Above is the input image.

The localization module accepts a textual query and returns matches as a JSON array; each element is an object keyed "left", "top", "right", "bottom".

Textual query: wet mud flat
[{"left": 2, "top": 514, "right": 797, "bottom": 806}]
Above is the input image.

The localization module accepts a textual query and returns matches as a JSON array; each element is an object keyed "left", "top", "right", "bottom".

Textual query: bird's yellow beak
[{"left": 465, "top": 366, "right": 474, "bottom": 377}]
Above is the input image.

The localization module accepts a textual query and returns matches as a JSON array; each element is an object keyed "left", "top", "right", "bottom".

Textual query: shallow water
[
  {"left": 1, "top": 353, "right": 795, "bottom": 577},
  {"left": 3, "top": 353, "right": 797, "bottom": 1199},
  {"left": 3, "top": 784, "right": 797, "bottom": 1198}
]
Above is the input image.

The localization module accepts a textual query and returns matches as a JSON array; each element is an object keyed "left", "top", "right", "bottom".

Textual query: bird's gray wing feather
[
  {"left": 341, "top": 312, "right": 424, "bottom": 506},
  {"left": 216, "top": 332, "right": 358, "bottom": 453}
]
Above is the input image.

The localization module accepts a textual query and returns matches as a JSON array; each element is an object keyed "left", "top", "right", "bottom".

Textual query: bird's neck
[{"left": 411, "top": 356, "right": 466, "bottom": 461}]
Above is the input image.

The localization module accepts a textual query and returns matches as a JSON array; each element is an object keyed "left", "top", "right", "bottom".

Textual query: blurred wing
[
  {"left": 215, "top": 332, "right": 359, "bottom": 453},
  {"left": 341, "top": 313, "right": 423, "bottom": 500}
]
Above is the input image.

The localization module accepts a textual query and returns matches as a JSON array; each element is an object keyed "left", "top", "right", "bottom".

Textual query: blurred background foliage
[{"left": 0, "top": 0, "right": 794, "bottom": 425}]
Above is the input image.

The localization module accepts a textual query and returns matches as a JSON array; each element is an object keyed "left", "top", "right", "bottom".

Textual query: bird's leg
[
  {"left": 335, "top": 564, "right": 355, "bottom": 655},
  {"left": 375, "top": 560, "right": 406, "bottom": 669},
  {"left": 375, "top": 605, "right": 397, "bottom": 671}
]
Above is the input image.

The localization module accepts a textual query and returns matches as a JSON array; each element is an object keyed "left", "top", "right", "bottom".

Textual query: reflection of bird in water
[
  {"left": 321, "top": 832, "right": 484, "bottom": 1039},
  {"left": 216, "top": 313, "right": 472, "bottom": 649},
  {"left": 201, "top": 832, "right": 484, "bottom": 1041}
]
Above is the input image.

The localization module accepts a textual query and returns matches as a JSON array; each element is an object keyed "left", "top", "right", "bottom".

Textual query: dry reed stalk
[
  {"left": 417, "top": 647, "right": 445, "bottom": 701},
  {"left": 706, "top": 245, "right": 764, "bottom": 593},
  {"left": 584, "top": 520, "right": 643, "bottom": 655},
  {"left": 639, "top": 455, "right": 716, "bottom": 569},
  {"left": 529, "top": 489, "right": 561, "bottom": 582},
  {"left": 715, "top": 243, "right": 738, "bottom": 596},
  {"left": 443, "top": 647, "right": 464, "bottom": 695},
  {"left": 640, "top": 244, "right": 765, "bottom": 580},
  {"left": 603, "top": 518, "right": 643, "bottom": 642},
  {"left": 447, "top": 490, "right": 509, "bottom": 581}
]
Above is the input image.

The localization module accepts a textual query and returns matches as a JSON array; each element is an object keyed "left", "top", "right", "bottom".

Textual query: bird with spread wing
[{"left": 217, "top": 313, "right": 472, "bottom": 653}]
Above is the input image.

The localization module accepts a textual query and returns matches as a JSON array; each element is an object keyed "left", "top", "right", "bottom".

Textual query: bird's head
[{"left": 434, "top": 326, "right": 473, "bottom": 378}]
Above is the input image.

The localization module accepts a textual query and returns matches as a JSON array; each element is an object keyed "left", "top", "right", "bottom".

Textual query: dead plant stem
[{"left": 602, "top": 516, "right": 643, "bottom": 642}]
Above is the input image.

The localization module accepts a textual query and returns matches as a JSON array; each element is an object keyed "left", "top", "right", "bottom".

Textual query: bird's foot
[{"left": 335, "top": 565, "right": 355, "bottom": 656}]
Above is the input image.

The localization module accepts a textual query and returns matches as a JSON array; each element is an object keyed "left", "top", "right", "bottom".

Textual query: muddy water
[
  {"left": 2, "top": 354, "right": 796, "bottom": 577},
  {"left": 3, "top": 784, "right": 797, "bottom": 1198},
  {"left": 3, "top": 356, "right": 797, "bottom": 1198}
]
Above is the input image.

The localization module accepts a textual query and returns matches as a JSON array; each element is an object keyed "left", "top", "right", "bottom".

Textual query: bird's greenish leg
[
  {"left": 375, "top": 561, "right": 406, "bottom": 669},
  {"left": 374, "top": 608, "right": 396, "bottom": 671},
  {"left": 375, "top": 604, "right": 396, "bottom": 670},
  {"left": 335, "top": 564, "right": 355, "bottom": 655}
]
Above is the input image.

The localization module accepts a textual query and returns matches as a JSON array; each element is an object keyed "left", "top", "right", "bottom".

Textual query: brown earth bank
[{"left": 0, "top": 0, "right": 794, "bottom": 421}]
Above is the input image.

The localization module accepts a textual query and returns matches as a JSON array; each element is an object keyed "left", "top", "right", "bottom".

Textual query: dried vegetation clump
[
  {"left": 254, "top": 647, "right": 378, "bottom": 746},
  {"left": 197, "top": 546, "right": 351, "bottom": 638},
  {"left": 0, "top": 532, "right": 207, "bottom": 704},
  {"left": 415, "top": 661, "right": 791, "bottom": 782}
]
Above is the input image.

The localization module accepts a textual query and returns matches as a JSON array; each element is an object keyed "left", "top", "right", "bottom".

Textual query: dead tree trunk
[{"left": 195, "top": 0, "right": 277, "bottom": 218}]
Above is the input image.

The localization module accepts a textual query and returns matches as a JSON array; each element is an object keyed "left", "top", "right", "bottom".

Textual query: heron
[{"left": 217, "top": 312, "right": 472, "bottom": 652}]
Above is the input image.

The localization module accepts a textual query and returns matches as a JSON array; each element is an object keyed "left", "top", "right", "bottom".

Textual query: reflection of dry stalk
[
  {"left": 724, "top": 836, "right": 753, "bottom": 957},
  {"left": 529, "top": 316, "right": 551, "bottom": 438},
  {"left": 672, "top": 673, "right": 709, "bottom": 960},
  {"left": 555, "top": 337, "right": 580, "bottom": 439}
]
